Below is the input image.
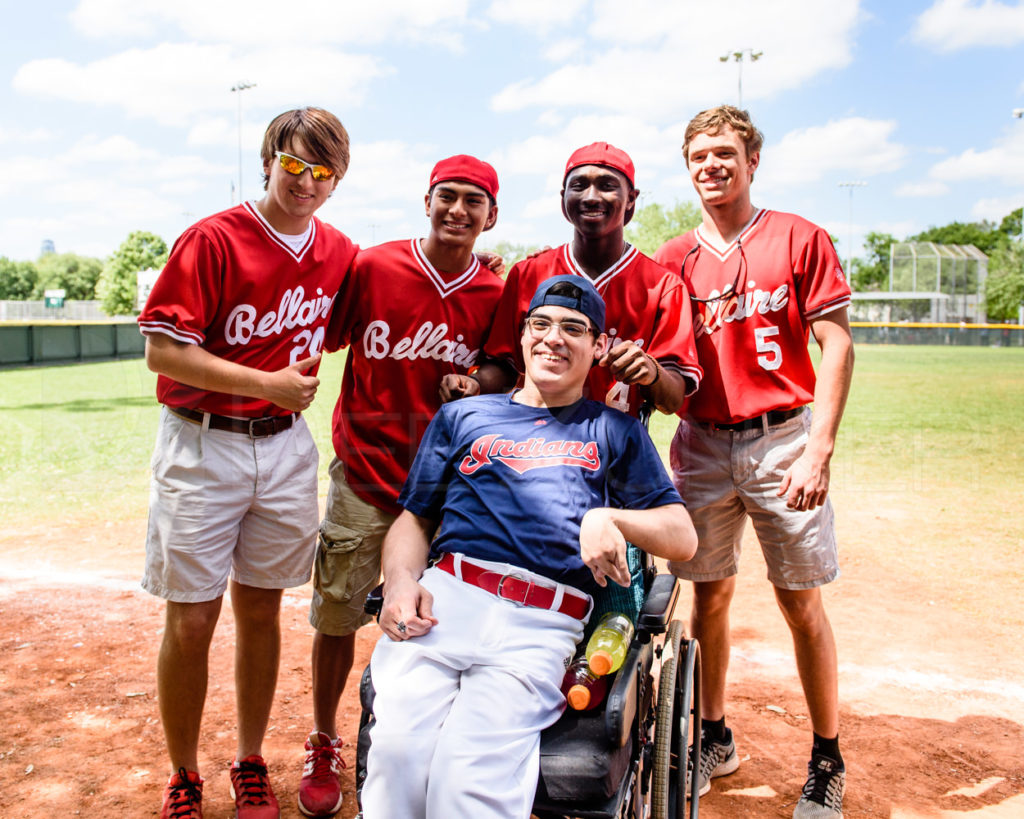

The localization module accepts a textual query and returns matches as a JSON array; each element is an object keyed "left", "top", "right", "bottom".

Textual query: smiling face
[
  {"left": 518, "top": 304, "right": 608, "bottom": 406},
  {"left": 259, "top": 136, "right": 339, "bottom": 234},
  {"left": 424, "top": 180, "right": 498, "bottom": 250},
  {"left": 561, "top": 165, "right": 637, "bottom": 239},
  {"left": 685, "top": 125, "right": 759, "bottom": 212}
]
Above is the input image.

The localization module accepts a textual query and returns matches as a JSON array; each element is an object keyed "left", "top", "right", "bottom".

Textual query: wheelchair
[{"left": 354, "top": 553, "right": 703, "bottom": 818}]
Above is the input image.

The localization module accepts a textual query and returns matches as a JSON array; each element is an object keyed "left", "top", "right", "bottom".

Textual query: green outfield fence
[
  {"left": 2, "top": 319, "right": 1021, "bottom": 368},
  {"left": 0, "top": 321, "right": 144, "bottom": 367},
  {"left": 850, "top": 322, "right": 1024, "bottom": 347}
]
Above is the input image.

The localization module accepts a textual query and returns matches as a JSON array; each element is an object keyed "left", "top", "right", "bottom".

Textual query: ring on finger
[{"left": 396, "top": 621, "right": 407, "bottom": 635}]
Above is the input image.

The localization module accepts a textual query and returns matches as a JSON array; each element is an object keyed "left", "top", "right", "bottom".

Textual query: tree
[
  {"left": 849, "top": 231, "right": 896, "bottom": 292},
  {"left": 97, "top": 230, "right": 169, "bottom": 315},
  {"left": 34, "top": 252, "right": 103, "bottom": 300},
  {"left": 984, "top": 240, "right": 1024, "bottom": 321},
  {"left": 0, "top": 257, "right": 39, "bottom": 300},
  {"left": 476, "top": 240, "right": 543, "bottom": 274},
  {"left": 998, "top": 207, "right": 1022, "bottom": 240},
  {"left": 625, "top": 201, "right": 702, "bottom": 256},
  {"left": 908, "top": 220, "right": 1005, "bottom": 255}
]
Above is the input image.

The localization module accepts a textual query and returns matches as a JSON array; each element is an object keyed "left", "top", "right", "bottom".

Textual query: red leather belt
[
  {"left": 435, "top": 552, "right": 590, "bottom": 620},
  {"left": 168, "top": 406, "right": 295, "bottom": 439}
]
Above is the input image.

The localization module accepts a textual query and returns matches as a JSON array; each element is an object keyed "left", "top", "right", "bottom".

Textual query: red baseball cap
[
  {"left": 429, "top": 155, "right": 499, "bottom": 201},
  {"left": 563, "top": 142, "right": 635, "bottom": 189}
]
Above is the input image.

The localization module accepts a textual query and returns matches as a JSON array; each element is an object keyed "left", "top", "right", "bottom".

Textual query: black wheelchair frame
[{"left": 355, "top": 558, "right": 702, "bottom": 819}]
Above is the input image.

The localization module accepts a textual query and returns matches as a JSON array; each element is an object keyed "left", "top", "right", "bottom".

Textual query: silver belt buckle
[
  {"left": 248, "top": 417, "right": 275, "bottom": 439},
  {"left": 496, "top": 572, "right": 529, "bottom": 606}
]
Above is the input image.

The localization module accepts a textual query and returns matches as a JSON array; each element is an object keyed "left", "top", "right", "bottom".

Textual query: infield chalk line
[{"left": 734, "top": 645, "right": 1024, "bottom": 705}]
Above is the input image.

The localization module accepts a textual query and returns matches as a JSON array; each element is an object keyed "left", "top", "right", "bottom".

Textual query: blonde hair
[{"left": 682, "top": 105, "right": 764, "bottom": 164}]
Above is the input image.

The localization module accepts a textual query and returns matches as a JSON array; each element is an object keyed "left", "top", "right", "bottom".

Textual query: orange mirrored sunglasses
[{"left": 274, "top": 151, "right": 335, "bottom": 182}]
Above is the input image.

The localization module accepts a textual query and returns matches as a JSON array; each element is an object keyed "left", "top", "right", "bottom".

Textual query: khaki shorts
[
  {"left": 142, "top": 407, "right": 320, "bottom": 603},
  {"left": 309, "top": 458, "right": 397, "bottom": 636},
  {"left": 667, "top": 410, "right": 838, "bottom": 590}
]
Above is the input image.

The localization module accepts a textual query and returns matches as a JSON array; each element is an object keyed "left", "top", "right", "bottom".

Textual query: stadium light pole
[
  {"left": 837, "top": 181, "right": 867, "bottom": 278},
  {"left": 231, "top": 81, "right": 256, "bottom": 204},
  {"left": 1015, "top": 109, "right": 1023, "bottom": 324},
  {"left": 719, "top": 49, "right": 763, "bottom": 108}
]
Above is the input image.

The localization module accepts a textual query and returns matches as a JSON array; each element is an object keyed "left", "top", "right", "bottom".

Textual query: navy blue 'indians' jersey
[{"left": 399, "top": 393, "right": 681, "bottom": 595}]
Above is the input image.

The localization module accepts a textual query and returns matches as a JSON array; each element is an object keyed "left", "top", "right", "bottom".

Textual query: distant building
[{"left": 40, "top": 239, "right": 56, "bottom": 256}]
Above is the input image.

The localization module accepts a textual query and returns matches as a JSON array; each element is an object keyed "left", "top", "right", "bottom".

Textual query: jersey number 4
[{"left": 754, "top": 326, "right": 782, "bottom": 372}]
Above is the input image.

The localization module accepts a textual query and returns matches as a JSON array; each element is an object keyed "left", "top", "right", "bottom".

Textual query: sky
[{"left": 1, "top": 0, "right": 1023, "bottom": 269}]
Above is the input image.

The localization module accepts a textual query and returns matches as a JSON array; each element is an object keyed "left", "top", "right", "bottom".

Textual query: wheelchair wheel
[{"left": 652, "top": 620, "right": 700, "bottom": 819}]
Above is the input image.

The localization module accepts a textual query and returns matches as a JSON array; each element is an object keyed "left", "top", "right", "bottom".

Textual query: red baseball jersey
[
  {"left": 654, "top": 209, "right": 851, "bottom": 424},
  {"left": 483, "top": 244, "right": 702, "bottom": 418},
  {"left": 138, "top": 202, "right": 358, "bottom": 417},
  {"left": 325, "top": 239, "right": 505, "bottom": 514}
]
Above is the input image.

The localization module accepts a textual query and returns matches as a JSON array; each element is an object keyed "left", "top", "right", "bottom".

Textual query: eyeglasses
[
  {"left": 525, "top": 316, "right": 593, "bottom": 339},
  {"left": 274, "top": 151, "right": 335, "bottom": 182}
]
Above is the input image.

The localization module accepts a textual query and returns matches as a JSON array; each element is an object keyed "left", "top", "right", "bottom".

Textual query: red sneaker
[
  {"left": 229, "top": 755, "right": 280, "bottom": 818},
  {"left": 160, "top": 767, "right": 203, "bottom": 819},
  {"left": 298, "top": 731, "right": 345, "bottom": 817}
]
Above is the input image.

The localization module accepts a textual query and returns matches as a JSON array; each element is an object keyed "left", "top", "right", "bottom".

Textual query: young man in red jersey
[
  {"left": 296, "top": 156, "right": 504, "bottom": 817},
  {"left": 654, "top": 105, "right": 854, "bottom": 818},
  {"left": 443, "top": 141, "right": 702, "bottom": 419},
  {"left": 138, "top": 108, "right": 358, "bottom": 819}
]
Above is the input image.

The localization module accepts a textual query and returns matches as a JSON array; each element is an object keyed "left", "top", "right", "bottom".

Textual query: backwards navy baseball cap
[
  {"left": 528, "top": 274, "right": 606, "bottom": 333},
  {"left": 429, "top": 154, "right": 499, "bottom": 201},
  {"left": 563, "top": 142, "right": 636, "bottom": 189}
]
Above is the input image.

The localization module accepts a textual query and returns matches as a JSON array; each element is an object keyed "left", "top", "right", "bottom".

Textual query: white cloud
[
  {"left": 0, "top": 127, "right": 55, "bottom": 144},
  {"left": 757, "top": 118, "right": 908, "bottom": 193},
  {"left": 70, "top": 0, "right": 473, "bottom": 48},
  {"left": 912, "top": 0, "right": 1024, "bottom": 52},
  {"left": 0, "top": 133, "right": 232, "bottom": 258},
  {"left": 895, "top": 181, "right": 951, "bottom": 197},
  {"left": 491, "top": 0, "right": 861, "bottom": 118},
  {"left": 486, "top": 0, "right": 587, "bottom": 30},
  {"left": 971, "top": 195, "right": 1024, "bottom": 222},
  {"left": 543, "top": 38, "right": 584, "bottom": 62},
  {"left": 13, "top": 45, "right": 391, "bottom": 126},
  {"left": 927, "top": 126, "right": 1024, "bottom": 184}
]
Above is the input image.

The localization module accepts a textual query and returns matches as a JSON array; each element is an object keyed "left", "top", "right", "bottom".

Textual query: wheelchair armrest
[
  {"left": 603, "top": 640, "right": 653, "bottom": 748},
  {"left": 636, "top": 572, "right": 678, "bottom": 636},
  {"left": 364, "top": 583, "right": 384, "bottom": 618}
]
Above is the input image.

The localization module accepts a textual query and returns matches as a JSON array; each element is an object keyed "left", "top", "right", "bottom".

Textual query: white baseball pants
[{"left": 361, "top": 565, "right": 585, "bottom": 819}]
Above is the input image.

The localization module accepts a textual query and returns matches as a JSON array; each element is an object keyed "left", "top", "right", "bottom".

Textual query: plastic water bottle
[
  {"left": 560, "top": 657, "right": 609, "bottom": 711},
  {"left": 584, "top": 612, "right": 635, "bottom": 676}
]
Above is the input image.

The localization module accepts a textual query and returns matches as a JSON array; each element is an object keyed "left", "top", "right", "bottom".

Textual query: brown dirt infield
[{"left": 2, "top": 488, "right": 1023, "bottom": 818}]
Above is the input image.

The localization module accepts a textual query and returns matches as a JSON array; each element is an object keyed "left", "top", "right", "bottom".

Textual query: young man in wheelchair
[{"left": 360, "top": 275, "right": 697, "bottom": 819}]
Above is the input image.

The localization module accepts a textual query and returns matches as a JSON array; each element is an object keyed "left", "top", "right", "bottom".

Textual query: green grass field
[{"left": 2, "top": 346, "right": 1022, "bottom": 544}]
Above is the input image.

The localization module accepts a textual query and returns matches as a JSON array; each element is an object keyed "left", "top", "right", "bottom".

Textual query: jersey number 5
[{"left": 755, "top": 326, "right": 782, "bottom": 372}]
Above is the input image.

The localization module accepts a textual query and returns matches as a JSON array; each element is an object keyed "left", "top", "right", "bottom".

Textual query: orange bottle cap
[
  {"left": 589, "top": 650, "right": 612, "bottom": 676},
  {"left": 567, "top": 684, "right": 592, "bottom": 710}
]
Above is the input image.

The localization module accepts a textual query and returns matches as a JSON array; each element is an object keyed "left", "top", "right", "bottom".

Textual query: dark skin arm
[
  {"left": 439, "top": 359, "right": 518, "bottom": 402},
  {"left": 600, "top": 341, "right": 689, "bottom": 415}
]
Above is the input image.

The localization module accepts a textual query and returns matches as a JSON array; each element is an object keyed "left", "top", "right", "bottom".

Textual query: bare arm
[
  {"left": 599, "top": 342, "right": 687, "bottom": 415},
  {"left": 579, "top": 503, "right": 697, "bottom": 587},
  {"left": 379, "top": 510, "right": 440, "bottom": 641},
  {"left": 777, "top": 308, "right": 855, "bottom": 510},
  {"left": 144, "top": 333, "right": 321, "bottom": 413},
  {"left": 439, "top": 359, "right": 518, "bottom": 403}
]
